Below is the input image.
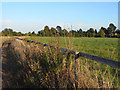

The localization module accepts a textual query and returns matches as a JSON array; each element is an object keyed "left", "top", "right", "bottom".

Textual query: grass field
[
  {"left": 1, "top": 36, "right": 120, "bottom": 88},
  {"left": 26, "top": 37, "right": 118, "bottom": 61}
]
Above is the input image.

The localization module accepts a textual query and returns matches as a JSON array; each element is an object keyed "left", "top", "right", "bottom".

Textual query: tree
[
  {"left": 27, "top": 32, "right": 32, "bottom": 36},
  {"left": 94, "top": 29, "right": 98, "bottom": 37},
  {"left": 68, "top": 31, "right": 72, "bottom": 37},
  {"left": 13, "top": 31, "right": 17, "bottom": 36},
  {"left": 86, "top": 28, "right": 95, "bottom": 37},
  {"left": 115, "top": 29, "right": 120, "bottom": 37},
  {"left": 106, "top": 23, "right": 116, "bottom": 37},
  {"left": 59, "top": 30, "right": 64, "bottom": 36},
  {"left": 95, "top": 29, "right": 97, "bottom": 34},
  {"left": 56, "top": 26, "right": 62, "bottom": 33},
  {"left": 82, "top": 31, "right": 87, "bottom": 37},
  {"left": 100, "top": 27, "right": 107, "bottom": 37},
  {"left": 17, "top": 32, "right": 23, "bottom": 36},
  {"left": 115, "top": 29, "right": 120, "bottom": 34},
  {"left": 69, "top": 30, "right": 76, "bottom": 37},
  {"left": 50, "top": 27, "right": 57, "bottom": 36},
  {"left": 98, "top": 29, "right": 105, "bottom": 37},
  {"left": 63, "top": 29, "right": 68, "bottom": 36},
  {"left": 108, "top": 23, "right": 116, "bottom": 32},
  {"left": 37, "top": 31, "right": 41, "bottom": 36},
  {"left": 32, "top": 31, "right": 36, "bottom": 36},
  {"left": 77, "top": 28, "right": 83, "bottom": 37},
  {"left": 2, "top": 28, "right": 14, "bottom": 36},
  {"left": 41, "top": 30, "right": 45, "bottom": 36},
  {"left": 37, "top": 30, "right": 45, "bottom": 36},
  {"left": 44, "top": 26, "right": 50, "bottom": 36}
]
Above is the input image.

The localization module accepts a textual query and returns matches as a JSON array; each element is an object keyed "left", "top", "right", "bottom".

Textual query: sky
[{"left": 1, "top": 2, "right": 118, "bottom": 33}]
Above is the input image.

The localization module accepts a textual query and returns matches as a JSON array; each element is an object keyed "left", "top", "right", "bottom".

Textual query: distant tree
[
  {"left": 86, "top": 30, "right": 91, "bottom": 37},
  {"left": 37, "top": 31, "right": 41, "bottom": 36},
  {"left": 44, "top": 26, "right": 50, "bottom": 36},
  {"left": 12, "top": 31, "right": 17, "bottom": 36},
  {"left": 50, "top": 27, "right": 57, "bottom": 36},
  {"left": 40, "top": 30, "right": 45, "bottom": 36},
  {"left": 56, "top": 26, "right": 62, "bottom": 33},
  {"left": 63, "top": 29, "right": 68, "bottom": 36},
  {"left": 82, "top": 31, "right": 87, "bottom": 37},
  {"left": 87, "top": 28, "right": 95, "bottom": 37},
  {"left": 77, "top": 28, "right": 83, "bottom": 37},
  {"left": 59, "top": 30, "right": 65, "bottom": 36},
  {"left": 95, "top": 29, "right": 97, "bottom": 34},
  {"left": 115, "top": 29, "right": 120, "bottom": 34},
  {"left": 32, "top": 31, "right": 36, "bottom": 36},
  {"left": 75, "top": 31, "right": 79, "bottom": 37},
  {"left": 98, "top": 29, "right": 105, "bottom": 37},
  {"left": 94, "top": 29, "right": 98, "bottom": 37},
  {"left": 24, "top": 33, "right": 28, "bottom": 36},
  {"left": 27, "top": 32, "right": 32, "bottom": 36},
  {"left": 106, "top": 23, "right": 116, "bottom": 37},
  {"left": 69, "top": 30, "right": 76, "bottom": 37},
  {"left": 32, "top": 31, "right": 35, "bottom": 34},
  {"left": 68, "top": 31, "right": 72, "bottom": 37},
  {"left": 115, "top": 29, "right": 120, "bottom": 37},
  {"left": 16, "top": 32, "right": 22, "bottom": 36},
  {"left": 1, "top": 28, "right": 14, "bottom": 36},
  {"left": 108, "top": 23, "right": 116, "bottom": 32}
]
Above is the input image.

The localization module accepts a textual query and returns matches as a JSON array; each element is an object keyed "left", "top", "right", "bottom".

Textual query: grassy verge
[{"left": 2, "top": 37, "right": 119, "bottom": 88}]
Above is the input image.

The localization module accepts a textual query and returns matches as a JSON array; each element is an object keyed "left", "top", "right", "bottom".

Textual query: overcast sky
[{"left": 1, "top": 2, "right": 118, "bottom": 33}]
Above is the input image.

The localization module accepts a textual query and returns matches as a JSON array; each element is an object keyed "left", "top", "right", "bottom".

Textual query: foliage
[
  {"left": 1, "top": 23, "right": 119, "bottom": 37},
  {"left": 86, "top": 28, "right": 95, "bottom": 37},
  {"left": 98, "top": 29, "right": 105, "bottom": 37}
]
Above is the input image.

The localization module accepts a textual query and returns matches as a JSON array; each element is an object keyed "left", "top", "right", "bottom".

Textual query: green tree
[
  {"left": 106, "top": 23, "right": 116, "bottom": 37},
  {"left": 27, "top": 32, "right": 32, "bottom": 36},
  {"left": 115, "top": 29, "right": 120, "bottom": 37},
  {"left": 95, "top": 29, "right": 98, "bottom": 37},
  {"left": 82, "top": 31, "right": 87, "bottom": 37},
  {"left": 87, "top": 28, "right": 95, "bottom": 37},
  {"left": 40, "top": 30, "right": 45, "bottom": 36},
  {"left": 63, "top": 29, "right": 68, "bottom": 36},
  {"left": 16, "top": 32, "right": 23, "bottom": 36},
  {"left": 32, "top": 31, "right": 36, "bottom": 36},
  {"left": 56, "top": 26, "right": 62, "bottom": 33},
  {"left": 108, "top": 23, "right": 116, "bottom": 32},
  {"left": 37, "top": 31, "right": 41, "bottom": 36},
  {"left": 50, "top": 27, "right": 57, "bottom": 36},
  {"left": 98, "top": 29, "right": 105, "bottom": 37},
  {"left": 2, "top": 28, "right": 14, "bottom": 36},
  {"left": 68, "top": 31, "right": 72, "bottom": 37},
  {"left": 69, "top": 30, "right": 76, "bottom": 37},
  {"left": 59, "top": 30, "right": 64, "bottom": 36},
  {"left": 44, "top": 26, "right": 50, "bottom": 36},
  {"left": 78, "top": 28, "right": 83, "bottom": 37}
]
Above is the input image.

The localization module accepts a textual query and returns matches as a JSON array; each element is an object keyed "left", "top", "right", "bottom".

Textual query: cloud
[{"left": 1, "top": 20, "right": 108, "bottom": 33}]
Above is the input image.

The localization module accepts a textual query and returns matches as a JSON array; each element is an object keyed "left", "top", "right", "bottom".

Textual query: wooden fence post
[{"left": 74, "top": 55, "right": 79, "bottom": 89}]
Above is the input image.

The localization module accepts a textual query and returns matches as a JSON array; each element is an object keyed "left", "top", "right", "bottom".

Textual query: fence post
[{"left": 74, "top": 55, "right": 79, "bottom": 89}]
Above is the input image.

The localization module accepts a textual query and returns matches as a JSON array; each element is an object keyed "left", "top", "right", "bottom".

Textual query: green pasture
[{"left": 25, "top": 37, "right": 118, "bottom": 61}]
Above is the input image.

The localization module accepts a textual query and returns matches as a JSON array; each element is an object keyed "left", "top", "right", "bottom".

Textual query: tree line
[{"left": 1, "top": 23, "right": 120, "bottom": 38}]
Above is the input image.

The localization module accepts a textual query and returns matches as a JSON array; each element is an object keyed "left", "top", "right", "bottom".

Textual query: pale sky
[{"left": 1, "top": 2, "right": 118, "bottom": 33}]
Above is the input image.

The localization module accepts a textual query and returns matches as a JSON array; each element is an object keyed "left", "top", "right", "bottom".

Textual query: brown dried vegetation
[{"left": 1, "top": 37, "right": 119, "bottom": 88}]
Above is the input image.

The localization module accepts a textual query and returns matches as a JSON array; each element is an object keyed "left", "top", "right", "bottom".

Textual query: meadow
[
  {"left": 26, "top": 37, "right": 118, "bottom": 61},
  {"left": 1, "top": 36, "right": 120, "bottom": 88}
]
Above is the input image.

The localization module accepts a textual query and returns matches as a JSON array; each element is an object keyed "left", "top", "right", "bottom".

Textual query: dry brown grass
[{"left": 1, "top": 37, "right": 119, "bottom": 88}]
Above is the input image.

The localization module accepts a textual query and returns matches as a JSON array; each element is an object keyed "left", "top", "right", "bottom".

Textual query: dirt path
[{"left": 2, "top": 41, "right": 28, "bottom": 88}]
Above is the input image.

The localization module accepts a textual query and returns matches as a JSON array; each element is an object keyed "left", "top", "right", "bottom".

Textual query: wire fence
[{"left": 15, "top": 37, "right": 120, "bottom": 68}]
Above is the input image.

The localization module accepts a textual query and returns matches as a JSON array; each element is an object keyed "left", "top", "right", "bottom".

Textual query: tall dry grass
[{"left": 2, "top": 37, "right": 119, "bottom": 88}]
